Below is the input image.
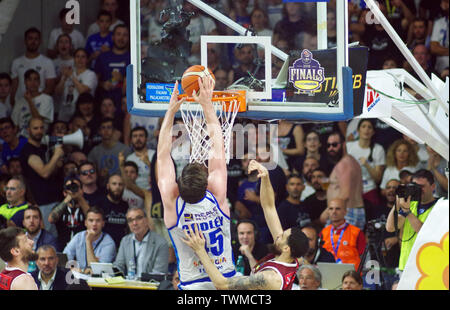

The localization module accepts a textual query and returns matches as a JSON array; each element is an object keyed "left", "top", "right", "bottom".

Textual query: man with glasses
[
  {"left": 0, "top": 176, "right": 29, "bottom": 228},
  {"left": 88, "top": 117, "right": 131, "bottom": 186},
  {"left": 78, "top": 161, "right": 105, "bottom": 208},
  {"left": 325, "top": 131, "right": 365, "bottom": 230},
  {"left": 48, "top": 175, "right": 90, "bottom": 250},
  {"left": 0, "top": 117, "right": 27, "bottom": 174},
  {"left": 113, "top": 207, "right": 169, "bottom": 278}
]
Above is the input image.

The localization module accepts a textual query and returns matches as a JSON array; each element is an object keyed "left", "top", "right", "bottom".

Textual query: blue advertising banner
[{"left": 145, "top": 83, "right": 182, "bottom": 102}]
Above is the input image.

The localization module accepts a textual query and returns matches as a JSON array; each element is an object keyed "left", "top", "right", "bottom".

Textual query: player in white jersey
[{"left": 157, "top": 76, "right": 235, "bottom": 290}]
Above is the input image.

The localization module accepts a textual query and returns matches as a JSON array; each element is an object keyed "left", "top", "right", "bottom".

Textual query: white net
[{"left": 180, "top": 94, "right": 241, "bottom": 167}]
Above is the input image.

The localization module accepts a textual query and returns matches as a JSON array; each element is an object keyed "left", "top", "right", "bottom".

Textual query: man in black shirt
[
  {"left": 303, "top": 168, "right": 328, "bottom": 232},
  {"left": 78, "top": 161, "right": 106, "bottom": 208},
  {"left": 301, "top": 224, "right": 335, "bottom": 264},
  {"left": 97, "top": 174, "right": 129, "bottom": 247},
  {"left": 19, "top": 117, "right": 63, "bottom": 237}
]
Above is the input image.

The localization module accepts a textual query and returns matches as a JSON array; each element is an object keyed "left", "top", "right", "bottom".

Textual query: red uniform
[
  {"left": 0, "top": 267, "right": 29, "bottom": 290},
  {"left": 253, "top": 254, "right": 299, "bottom": 290}
]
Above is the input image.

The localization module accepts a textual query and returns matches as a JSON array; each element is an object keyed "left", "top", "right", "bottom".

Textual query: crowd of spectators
[{"left": 0, "top": 0, "right": 448, "bottom": 291}]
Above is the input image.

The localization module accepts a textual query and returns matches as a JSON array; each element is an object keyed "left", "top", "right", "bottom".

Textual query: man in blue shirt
[
  {"left": 85, "top": 10, "right": 113, "bottom": 69},
  {"left": 0, "top": 117, "right": 27, "bottom": 173},
  {"left": 63, "top": 206, "right": 116, "bottom": 273},
  {"left": 94, "top": 24, "right": 130, "bottom": 112}
]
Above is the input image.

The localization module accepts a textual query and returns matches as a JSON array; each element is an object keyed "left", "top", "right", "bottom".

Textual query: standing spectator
[
  {"left": 326, "top": 132, "right": 366, "bottom": 230},
  {"left": 52, "top": 34, "right": 74, "bottom": 82},
  {"left": 11, "top": 69, "right": 54, "bottom": 138},
  {"left": 346, "top": 119, "right": 385, "bottom": 208},
  {"left": 47, "top": 8, "right": 86, "bottom": 59},
  {"left": 23, "top": 206, "right": 59, "bottom": 252},
  {"left": 0, "top": 73, "right": 12, "bottom": 118},
  {"left": 86, "top": 0, "right": 124, "bottom": 38},
  {"left": 430, "top": 0, "right": 449, "bottom": 75},
  {"left": 0, "top": 118, "right": 27, "bottom": 174},
  {"left": 273, "top": 2, "right": 313, "bottom": 46},
  {"left": 19, "top": 117, "right": 63, "bottom": 237},
  {"left": 407, "top": 18, "right": 431, "bottom": 50},
  {"left": 232, "top": 220, "right": 269, "bottom": 276},
  {"left": 94, "top": 24, "right": 130, "bottom": 110},
  {"left": 320, "top": 198, "right": 366, "bottom": 270},
  {"left": 0, "top": 176, "right": 29, "bottom": 228},
  {"left": 85, "top": 10, "right": 113, "bottom": 69},
  {"left": 277, "top": 174, "right": 310, "bottom": 230},
  {"left": 55, "top": 48, "right": 98, "bottom": 122},
  {"left": 11, "top": 27, "right": 57, "bottom": 101},
  {"left": 88, "top": 118, "right": 131, "bottom": 185},
  {"left": 300, "top": 224, "right": 335, "bottom": 264},
  {"left": 300, "top": 156, "right": 320, "bottom": 201},
  {"left": 99, "top": 96, "right": 122, "bottom": 142},
  {"left": 63, "top": 206, "right": 116, "bottom": 273},
  {"left": 0, "top": 227, "right": 38, "bottom": 290},
  {"left": 276, "top": 120, "right": 305, "bottom": 173},
  {"left": 380, "top": 139, "right": 421, "bottom": 192},
  {"left": 230, "top": 44, "right": 265, "bottom": 83},
  {"left": 320, "top": 130, "right": 345, "bottom": 176},
  {"left": 48, "top": 175, "right": 90, "bottom": 250},
  {"left": 296, "top": 130, "right": 329, "bottom": 175},
  {"left": 74, "top": 93, "right": 100, "bottom": 140},
  {"left": 303, "top": 168, "right": 329, "bottom": 231},
  {"left": 234, "top": 153, "right": 260, "bottom": 220},
  {"left": 97, "top": 174, "right": 129, "bottom": 247},
  {"left": 113, "top": 207, "right": 169, "bottom": 278},
  {"left": 426, "top": 146, "right": 448, "bottom": 198},
  {"left": 7, "top": 158, "right": 23, "bottom": 178},
  {"left": 126, "top": 126, "right": 155, "bottom": 190},
  {"left": 264, "top": 0, "right": 284, "bottom": 29},
  {"left": 31, "top": 245, "right": 70, "bottom": 290},
  {"left": 78, "top": 161, "right": 105, "bottom": 208},
  {"left": 386, "top": 169, "right": 439, "bottom": 271},
  {"left": 406, "top": 44, "right": 439, "bottom": 80},
  {"left": 119, "top": 158, "right": 145, "bottom": 210}
]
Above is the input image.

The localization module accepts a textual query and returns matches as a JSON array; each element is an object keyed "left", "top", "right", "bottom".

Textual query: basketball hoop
[{"left": 178, "top": 90, "right": 246, "bottom": 166}]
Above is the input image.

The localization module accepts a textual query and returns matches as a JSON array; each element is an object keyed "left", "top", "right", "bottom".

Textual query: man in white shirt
[
  {"left": 47, "top": 8, "right": 86, "bottom": 59},
  {"left": 10, "top": 27, "right": 56, "bottom": 102},
  {"left": 87, "top": 0, "right": 124, "bottom": 37},
  {"left": 126, "top": 126, "right": 155, "bottom": 190},
  {"left": 430, "top": 0, "right": 449, "bottom": 74},
  {"left": 11, "top": 69, "right": 54, "bottom": 138}
]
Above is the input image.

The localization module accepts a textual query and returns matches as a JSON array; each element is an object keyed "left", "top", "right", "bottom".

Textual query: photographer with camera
[
  {"left": 48, "top": 174, "right": 90, "bottom": 250},
  {"left": 386, "top": 169, "right": 439, "bottom": 272}
]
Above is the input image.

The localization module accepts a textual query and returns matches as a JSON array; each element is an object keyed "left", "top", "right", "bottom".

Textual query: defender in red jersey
[
  {"left": 183, "top": 160, "right": 309, "bottom": 290},
  {"left": 0, "top": 227, "right": 38, "bottom": 290}
]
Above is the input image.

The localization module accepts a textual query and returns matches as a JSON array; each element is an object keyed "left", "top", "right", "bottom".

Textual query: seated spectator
[
  {"left": 230, "top": 44, "right": 265, "bottom": 83},
  {"left": 62, "top": 160, "right": 78, "bottom": 179},
  {"left": 23, "top": 206, "right": 59, "bottom": 252},
  {"left": 63, "top": 206, "right": 116, "bottom": 273},
  {"left": 85, "top": 10, "right": 113, "bottom": 69},
  {"left": 113, "top": 207, "right": 169, "bottom": 278},
  {"left": 320, "top": 198, "right": 366, "bottom": 270},
  {"left": 303, "top": 168, "right": 328, "bottom": 231},
  {"left": 88, "top": 118, "right": 131, "bottom": 185},
  {"left": 380, "top": 139, "right": 421, "bottom": 193},
  {"left": 31, "top": 245, "right": 70, "bottom": 290},
  {"left": 86, "top": 0, "right": 124, "bottom": 37},
  {"left": 49, "top": 120, "right": 68, "bottom": 137},
  {"left": 232, "top": 220, "right": 269, "bottom": 276},
  {"left": 55, "top": 48, "right": 98, "bottom": 122},
  {"left": 277, "top": 174, "right": 310, "bottom": 230},
  {"left": 430, "top": 0, "right": 449, "bottom": 76},
  {"left": 234, "top": 153, "right": 259, "bottom": 219},
  {"left": 0, "top": 73, "right": 12, "bottom": 118},
  {"left": 0, "top": 174, "right": 9, "bottom": 205},
  {"left": 7, "top": 158, "right": 23, "bottom": 177},
  {"left": 405, "top": 44, "right": 439, "bottom": 80},
  {"left": 11, "top": 27, "right": 57, "bottom": 101},
  {"left": 250, "top": 7, "right": 273, "bottom": 38},
  {"left": 0, "top": 118, "right": 27, "bottom": 174},
  {"left": 263, "top": 0, "right": 283, "bottom": 29},
  {"left": 213, "top": 68, "right": 231, "bottom": 91},
  {"left": 382, "top": 57, "right": 399, "bottom": 69},
  {"left": 426, "top": 145, "right": 448, "bottom": 198},
  {"left": 68, "top": 150, "right": 88, "bottom": 167},
  {"left": 301, "top": 224, "right": 335, "bottom": 264},
  {"left": 407, "top": 17, "right": 431, "bottom": 50},
  {"left": 48, "top": 175, "right": 90, "bottom": 250},
  {"left": 11, "top": 69, "right": 54, "bottom": 138},
  {"left": 403, "top": 134, "right": 428, "bottom": 168},
  {"left": 341, "top": 270, "right": 364, "bottom": 290},
  {"left": 47, "top": 8, "right": 85, "bottom": 59},
  {"left": 78, "top": 161, "right": 106, "bottom": 208},
  {"left": 346, "top": 119, "right": 385, "bottom": 208},
  {"left": 97, "top": 174, "right": 129, "bottom": 247},
  {"left": 18, "top": 117, "right": 63, "bottom": 237},
  {"left": 126, "top": 126, "right": 156, "bottom": 191},
  {"left": 228, "top": 0, "right": 251, "bottom": 31},
  {"left": 94, "top": 24, "right": 130, "bottom": 111},
  {"left": 297, "top": 264, "right": 323, "bottom": 291},
  {"left": 386, "top": 169, "right": 440, "bottom": 272},
  {"left": 52, "top": 34, "right": 74, "bottom": 82},
  {"left": 0, "top": 176, "right": 29, "bottom": 228}
]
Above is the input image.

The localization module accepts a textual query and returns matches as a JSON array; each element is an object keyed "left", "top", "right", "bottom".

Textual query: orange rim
[{"left": 178, "top": 90, "right": 247, "bottom": 112}]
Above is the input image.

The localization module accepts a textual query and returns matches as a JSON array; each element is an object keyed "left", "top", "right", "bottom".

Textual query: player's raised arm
[
  {"left": 193, "top": 76, "right": 228, "bottom": 212},
  {"left": 248, "top": 160, "right": 283, "bottom": 242},
  {"left": 157, "top": 81, "right": 185, "bottom": 226}
]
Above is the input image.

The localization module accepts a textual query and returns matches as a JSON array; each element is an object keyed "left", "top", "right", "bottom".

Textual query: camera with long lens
[
  {"left": 395, "top": 182, "right": 422, "bottom": 202},
  {"left": 64, "top": 182, "right": 79, "bottom": 193},
  {"left": 365, "top": 215, "right": 387, "bottom": 241}
]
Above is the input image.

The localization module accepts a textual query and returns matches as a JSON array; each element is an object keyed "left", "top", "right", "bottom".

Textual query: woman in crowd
[
  {"left": 346, "top": 119, "right": 385, "bottom": 209},
  {"left": 52, "top": 34, "right": 74, "bottom": 83},
  {"left": 341, "top": 270, "right": 364, "bottom": 290}
]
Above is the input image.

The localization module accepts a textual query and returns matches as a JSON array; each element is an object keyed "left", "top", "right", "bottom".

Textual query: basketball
[{"left": 181, "top": 65, "right": 215, "bottom": 96}]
